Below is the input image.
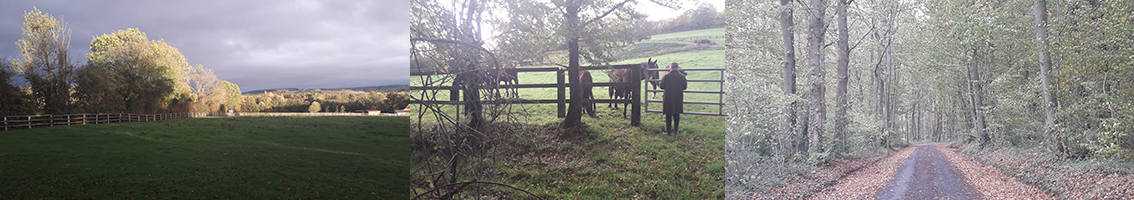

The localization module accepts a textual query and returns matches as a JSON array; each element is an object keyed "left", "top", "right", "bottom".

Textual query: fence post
[
  {"left": 631, "top": 64, "right": 641, "bottom": 126},
  {"left": 3, "top": 116, "right": 6, "bottom": 131},
  {"left": 27, "top": 116, "right": 31, "bottom": 129},
  {"left": 719, "top": 69, "right": 725, "bottom": 115},
  {"left": 558, "top": 69, "right": 566, "bottom": 118}
]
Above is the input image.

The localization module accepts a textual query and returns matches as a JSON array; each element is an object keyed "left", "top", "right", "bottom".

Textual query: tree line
[
  {"left": 239, "top": 90, "right": 409, "bottom": 113},
  {"left": 1, "top": 8, "right": 411, "bottom": 116},
  {"left": 0, "top": 8, "right": 239, "bottom": 116}
]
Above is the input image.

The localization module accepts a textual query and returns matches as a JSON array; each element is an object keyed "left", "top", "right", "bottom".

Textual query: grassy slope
[
  {"left": 412, "top": 28, "right": 725, "bottom": 198},
  {"left": 648, "top": 28, "right": 725, "bottom": 41},
  {"left": 0, "top": 116, "right": 408, "bottom": 199}
]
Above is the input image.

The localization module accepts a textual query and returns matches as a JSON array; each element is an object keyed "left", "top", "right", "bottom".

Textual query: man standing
[{"left": 660, "top": 63, "right": 687, "bottom": 135}]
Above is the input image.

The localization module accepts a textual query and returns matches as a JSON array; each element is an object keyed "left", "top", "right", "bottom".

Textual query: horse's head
[{"left": 642, "top": 58, "right": 660, "bottom": 79}]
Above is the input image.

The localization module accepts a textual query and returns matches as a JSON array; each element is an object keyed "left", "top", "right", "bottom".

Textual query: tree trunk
[
  {"left": 562, "top": 0, "right": 584, "bottom": 127},
  {"left": 1034, "top": 0, "right": 1058, "bottom": 145},
  {"left": 884, "top": 16, "right": 896, "bottom": 140},
  {"left": 968, "top": 48, "right": 989, "bottom": 148},
  {"left": 834, "top": 0, "right": 851, "bottom": 155},
  {"left": 807, "top": 0, "right": 827, "bottom": 157},
  {"left": 779, "top": 0, "right": 799, "bottom": 160}
]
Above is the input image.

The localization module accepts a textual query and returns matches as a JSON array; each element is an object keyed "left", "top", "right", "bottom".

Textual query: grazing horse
[
  {"left": 608, "top": 66, "right": 633, "bottom": 118},
  {"left": 497, "top": 65, "right": 518, "bottom": 85},
  {"left": 580, "top": 70, "right": 597, "bottom": 117}
]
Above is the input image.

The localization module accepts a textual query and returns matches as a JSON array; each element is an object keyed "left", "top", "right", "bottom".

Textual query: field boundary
[
  {"left": 1, "top": 112, "right": 405, "bottom": 131},
  {"left": 412, "top": 63, "right": 646, "bottom": 126}
]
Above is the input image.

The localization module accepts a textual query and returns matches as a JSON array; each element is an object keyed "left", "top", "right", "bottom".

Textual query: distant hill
[{"left": 242, "top": 85, "right": 409, "bottom": 95}]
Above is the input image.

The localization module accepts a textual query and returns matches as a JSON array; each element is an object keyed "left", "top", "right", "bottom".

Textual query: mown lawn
[
  {"left": 412, "top": 49, "right": 725, "bottom": 198},
  {"left": 0, "top": 116, "right": 408, "bottom": 199}
]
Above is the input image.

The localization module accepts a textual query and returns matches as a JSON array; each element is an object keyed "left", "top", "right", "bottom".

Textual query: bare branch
[{"left": 582, "top": 0, "right": 634, "bottom": 27}]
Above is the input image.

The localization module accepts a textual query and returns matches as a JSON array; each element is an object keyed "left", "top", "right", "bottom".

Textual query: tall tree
[
  {"left": 806, "top": 0, "right": 828, "bottom": 156},
  {"left": 12, "top": 8, "right": 76, "bottom": 114},
  {"left": 1033, "top": 0, "right": 1057, "bottom": 145},
  {"left": 834, "top": 0, "right": 853, "bottom": 154},
  {"left": 779, "top": 0, "right": 799, "bottom": 160},
  {"left": 187, "top": 64, "right": 219, "bottom": 99},
  {"left": 967, "top": 47, "right": 988, "bottom": 148},
  {"left": 219, "top": 81, "right": 241, "bottom": 112},
  {"left": 81, "top": 28, "right": 191, "bottom": 114}
]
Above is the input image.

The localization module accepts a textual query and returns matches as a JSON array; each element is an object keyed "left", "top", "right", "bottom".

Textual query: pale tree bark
[
  {"left": 779, "top": 0, "right": 799, "bottom": 160},
  {"left": 807, "top": 0, "right": 827, "bottom": 157},
  {"left": 834, "top": 0, "right": 852, "bottom": 154},
  {"left": 1034, "top": 0, "right": 1058, "bottom": 144}
]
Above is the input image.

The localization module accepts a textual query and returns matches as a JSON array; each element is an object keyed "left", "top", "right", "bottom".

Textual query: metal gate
[{"left": 642, "top": 68, "right": 726, "bottom": 116}]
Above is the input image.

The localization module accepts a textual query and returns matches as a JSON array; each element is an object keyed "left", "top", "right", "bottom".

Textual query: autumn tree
[
  {"left": 79, "top": 28, "right": 191, "bottom": 114},
  {"left": 308, "top": 101, "right": 321, "bottom": 113},
  {"left": 12, "top": 8, "right": 77, "bottom": 114}
]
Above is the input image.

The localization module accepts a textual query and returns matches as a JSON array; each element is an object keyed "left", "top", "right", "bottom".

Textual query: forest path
[
  {"left": 874, "top": 144, "right": 980, "bottom": 199},
  {"left": 810, "top": 143, "right": 1052, "bottom": 199}
]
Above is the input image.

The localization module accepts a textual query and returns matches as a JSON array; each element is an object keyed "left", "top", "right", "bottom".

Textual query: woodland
[{"left": 727, "top": 0, "right": 1134, "bottom": 198}]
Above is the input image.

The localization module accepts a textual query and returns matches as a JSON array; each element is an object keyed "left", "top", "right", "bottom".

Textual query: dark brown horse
[
  {"left": 608, "top": 67, "right": 631, "bottom": 118},
  {"left": 644, "top": 59, "right": 661, "bottom": 98},
  {"left": 497, "top": 65, "right": 518, "bottom": 85},
  {"left": 580, "top": 70, "right": 597, "bottom": 117}
]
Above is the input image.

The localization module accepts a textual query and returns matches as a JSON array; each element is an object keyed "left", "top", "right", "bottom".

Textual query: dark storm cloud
[{"left": 0, "top": 0, "right": 409, "bottom": 91}]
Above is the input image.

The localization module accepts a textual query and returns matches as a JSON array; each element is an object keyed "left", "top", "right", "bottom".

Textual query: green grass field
[
  {"left": 0, "top": 116, "right": 408, "bottom": 199},
  {"left": 411, "top": 28, "right": 725, "bottom": 199},
  {"left": 647, "top": 28, "right": 724, "bottom": 41}
]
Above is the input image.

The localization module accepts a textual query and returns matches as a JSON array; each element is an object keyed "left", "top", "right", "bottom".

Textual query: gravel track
[{"left": 875, "top": 144, "right": 980, "bottom": 199}]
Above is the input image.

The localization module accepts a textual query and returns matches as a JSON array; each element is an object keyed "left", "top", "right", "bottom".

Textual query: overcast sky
[
  {"left": 641, "top": 0, "right": 724, "bottom": 21},
  {"left": 0, "top": 0, "right": 409, "bottom": 92}
]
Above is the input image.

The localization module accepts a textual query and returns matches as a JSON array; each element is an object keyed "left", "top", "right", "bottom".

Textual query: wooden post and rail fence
[
  {"left": 1, "top": 112, "right": 403, "bottom": 131},
  {"left": 410, "top": 63, "right": 726, "bottom": 127}
]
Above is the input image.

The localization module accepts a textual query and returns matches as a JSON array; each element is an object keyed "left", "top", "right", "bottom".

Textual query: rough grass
[
  {"left": 412, "top": 49, "right": 724, "bottom": 198},
  {"left": 0, "top": 116, "right": 409, "bottom": 199},
  {"left": 619, "top": 28, "right": 725, "bottom": 59}
]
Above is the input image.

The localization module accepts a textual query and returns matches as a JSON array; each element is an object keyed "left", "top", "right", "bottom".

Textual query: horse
[
  {"left": 608, "top": 67, "right": 632, "bottom": 118},
  {"left": 580, "top": 70, "right": 597, "bottom": 117},
  {"left": 497, "top": 65, "right": 518, "bottom": 85},
  {"left": 644, "top": 59, "right": 661, "bottom": 98}
]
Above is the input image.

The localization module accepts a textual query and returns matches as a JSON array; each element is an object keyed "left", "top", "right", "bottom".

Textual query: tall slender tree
[
  {"left": 13, "top": 8, "right": 76, "bottom": 114},
  {"left": 834, "top": 0, "right": 854, "bottom": 154},
  {"left": 1033, "top": 0, "right": 1057, "bottom": 146},
  {"left": 806, "top": 0, "right": 828, "bottom": 156},
  {"left": 779, "top": 0, "right": 799, "bottom": 160}
]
